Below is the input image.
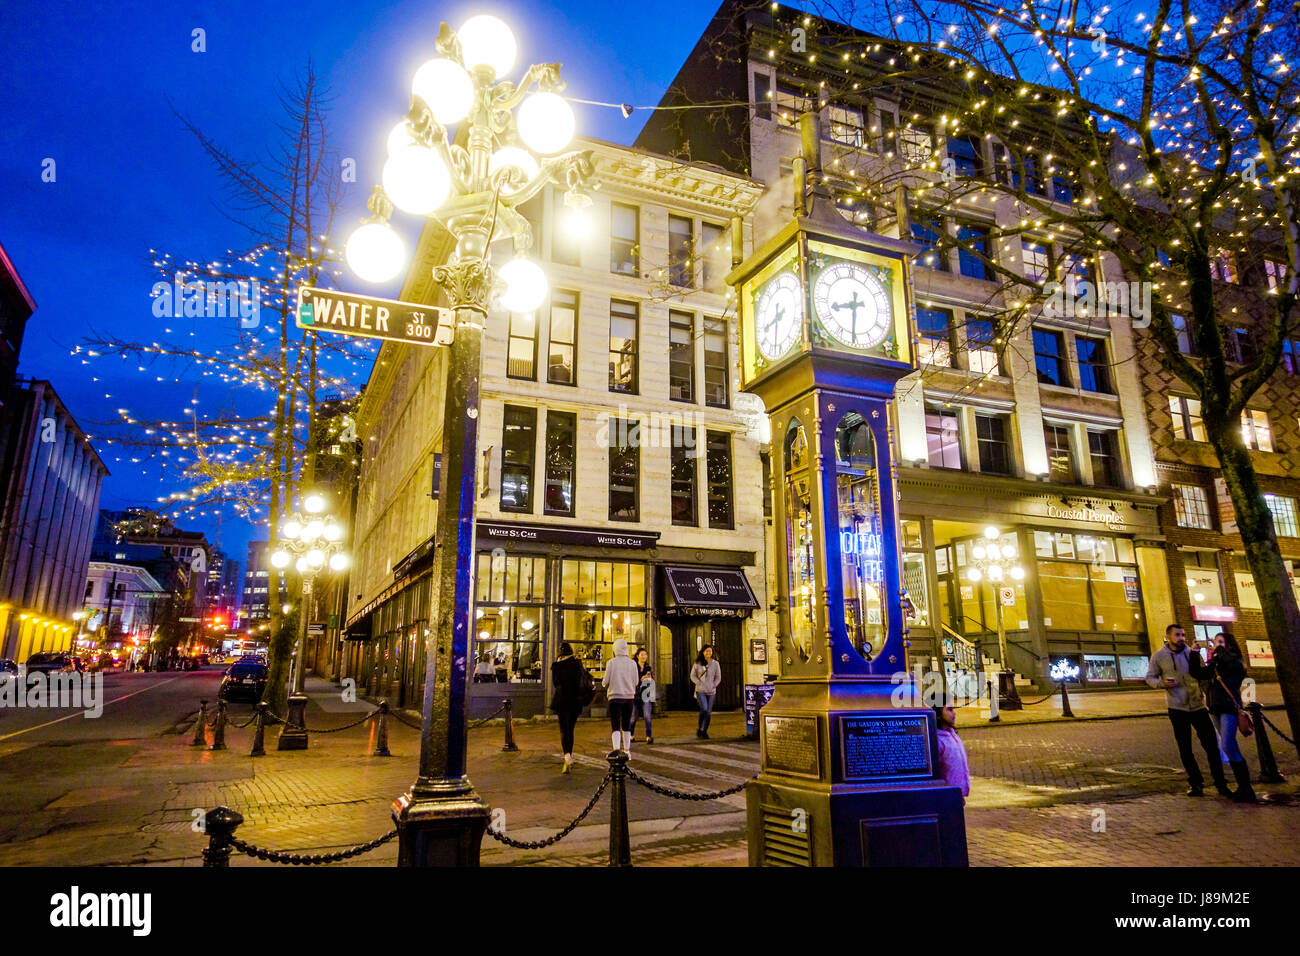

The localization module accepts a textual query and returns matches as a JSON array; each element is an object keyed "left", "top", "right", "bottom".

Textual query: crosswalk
[{"left": 570, "top": 739, "right": 759, "bottom": 809}]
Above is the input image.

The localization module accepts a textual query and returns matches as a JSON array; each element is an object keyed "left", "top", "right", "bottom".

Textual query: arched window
[{"left": 835, "top": 413, "right": 884, "bottom": 660}]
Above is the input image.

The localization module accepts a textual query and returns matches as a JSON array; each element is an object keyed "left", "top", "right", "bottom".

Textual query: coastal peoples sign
[{"left": 295, "top": 286, "right": 454, "bottom": 347}]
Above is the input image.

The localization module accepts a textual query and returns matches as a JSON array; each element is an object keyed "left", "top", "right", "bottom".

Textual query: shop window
[
  {"left": 1088, "top": 430, "right": 1122, "bottom": 488},
  {"left": 1231, "top": 553, "right": 1262, "bottom": 610},
  {"left": 925, "top": 410, "right": 962, "bottom": 469},
  {"left": 1084, "top": 654, "right": 1118, "bottom": 682},
  {"left": 1044, "top": 425, "right": 1075, "bottom": 482},
  {"left": 703, "top": 316, "right": 730, "bottom": 408},
  {"left": 966, "top": 318, "right": 1000, "bottom": 374},
  {"left": 547, "top": 290, "right": 578, "bottom": 386},
  {"left": 472, "top": 605, "right": 543, "bottom": 684},
  {"left": 1090, "top": 563, "right": 1144, "bottom": 633},
  {"left": 1119, "top": 655, "right": 1150, "bottom": 680},
  {"left": 608, "top": 418, "right": 640, "bottom": 521},
  {"left": 902, "top": 551, "right": 929, "bottom": 628},
  {"left": 1034, "top": 530, "right": 1054, "bottom": 557},
  {"left": 956, "top": 222, "right": 994, "bottom": 280},
  {"left": 558, "top": 560, "right": 647, "bottom": 678},
  {"left": 1265, "top": 494, "right": 1299, "bottom": 538},
  {"left": 1169, "top": 395, "right": 1207, "bottom": 441},
  {"left": 610, "top": 203, "right": 639, "bottom": 276},
  {"left": 975, "top": 414, "right": 1012, "bottom": 475},
  {"left": 608, "top": 299, "right": 639, "bottom": 393},
  {"left": 916, "top": 306, "right": 953, "bottom": 366},
  {"left": 1241, "top": 409, "right": 1273, "bottom": 452},
  {"left": 500, "top": 405, "right": 537, "bottom": 513},
  {"left": 1172, "top": 483, "right": 1213, "bottom": 530},
  {"left": 1033, "top": 328, "right": 1068, "bottom": 386},
  {"left": 706, "top": 430, "right": 734, "bottom": 530},
  {"left": 543, "top": 411, "right": 576, "bottom": 517},
  {"left": 668, "top": 215, "right": 694, "bottom": 288},
  {"left": 669, "top": 310, "right": 695, "bottom": 402},
  {"left": 507, "top": 311, "right": 537, "bottom": 380},
  {"left": 1075, "top": 336, "right": 1112, "bottom": 393},
  {"left": 670, "top": 425, "right": 698, "bottom": 527},
  {"left": 1039, "top": 562, "right": 1098, "bottom": 630},
  {"left": 701, "top": 222, "right": 727, "bottom": 292}
]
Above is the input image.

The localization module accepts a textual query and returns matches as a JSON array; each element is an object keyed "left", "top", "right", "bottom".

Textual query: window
[
  {"left": 1226, "top": 327, "right": 1256, "bottom": 365},
  {"left": 1044, "top": 425, "right": 1075, "bottom": 482},
  {"left": 1059, "top": 253, "right": 1093, "bottom": 296},
  {"left": 547, "top": 289, "right": 578, "bottom": 385},
  {"left": 966, "top": 318, "right": 1000, "bottom": 374},
  {"left": 1051, "top": 174, "right": 1074, "bottom": 205},
  {"left": 1169, "top": 396, "right": 1207, "bottom": 441},
  {"left": 834, "top": 188, "right": 874, "bottom": 228},
  {"left": 775, "top": 82, "right": 812, "bottom": 127},
  {"left": 975, "top": 414, "right": 1012, "bottom": 474},
  {"left": 915, "top": 306, "right": 953, "bottom": 366},
  {"left": 910, "top": 211, "right": 947, "bottom": 271},
  {"left": 506, "top": 311, "right": 537, "bottom": 380},
  {"left": 1075, "top": 336, "right": 1112, "bottom": 393},
  {"left": 1284, "top": 338, "right": 1300, "bottom": 375},
  {"left": 670, "top": 425, "right": 697, "bottom": 526},
  {"left": 1209, "top": 250, "right": 1238, "bottom": 283},
  {"left": 899, "top": 126, "right": 933, "bottom": 165},
  {"left": 544, "top": 411, "right": 576, "bottom": 517},
  {"left": 1241, "top": 409, "right": 1274, "bottom": 452},
  {"left": 994, "top": 144, "right": 1045, "bottom": 194},
  {"left": 668, "top": 215, "right": 694, "bottom": 288},
  {"left": 956, "top": 222, "right": 994, "bottom": 280},
  {"left": 608, "top": 419, "right": 639, "bottom": 521},
  {"left": 473, "top": 554, "right": 547, "bottom": 685},
  {"left": 551, "top": 196, "right": 581, "bottom": 267},
  {"left": 925, "top": 411, "right": 962, "bottom": 469},
  {"left": 1088, "top": 430, "right": 1121, "bottom": 488},
  {"left": 826, "top": 104, "right": 865, "bottom": 147},
  {"left": 1033, "top": 328, "right": 1068, "bottom": 386},
  {"left": 701, "top": 222, "right": 727, "bottom": 292},
  {"left": 753, "top": 72, "right": 771, "bottom": 121},
  {"left": 668, "top": 310, "right": 694, "bottom": 402},
  {"left": 706, "top": 430, "right": 734, "bottom": 529},
  {"left": 610, "top": 203, "right": 639, "bottom": 276},
  {"left": 946, "top": 134, "right": 982, "bottom": 177},
  {"left": 1265, "top": 495, "right": 1299, "bottom": 537},
  {"left": 703, "top": 315, "right": 729, "bottom": 408},
  {"left": 1021, "top": 240, "right": 1050, "bottom": 284},
  {"left": 1173, "top": 484, "right": 1213, "bottom": 530},
  {"left": 1172, "top": 314, "right": 1194, "bottom": 355},
  {"left": 1264, "top": 258, "right": 1286, "bottom": 292},
  {"left": 500, "top": 405, "right": 537, "bottom": 513},
  {"left": 84, "top": 580, "right": 94, "bottom": 599},
  {"left": 1022, "top": 154, "right": 1046, "bottom": 195},
  {"left": 608, "top": 299, "right": 638, "bottom": 393}
]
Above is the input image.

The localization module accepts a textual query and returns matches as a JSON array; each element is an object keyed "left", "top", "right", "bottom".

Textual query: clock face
[
  {"left": 755, "top": 272, "right": 803, "bottom": 360},
  {"left": 813, "top": 262, "right": 892, "bottom": 350}
]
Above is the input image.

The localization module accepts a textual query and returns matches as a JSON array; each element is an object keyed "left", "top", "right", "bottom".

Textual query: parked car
[
  {"left": 25, "top": 652, "right": 83, "bottom": 674},
  {"left": 219, "top": 660, "right": 268, "bottom": 702}
]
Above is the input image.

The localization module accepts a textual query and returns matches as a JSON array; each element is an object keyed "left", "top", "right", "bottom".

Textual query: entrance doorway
[{"left": 667, "top": 618, "right": 742, "bottom": 711}]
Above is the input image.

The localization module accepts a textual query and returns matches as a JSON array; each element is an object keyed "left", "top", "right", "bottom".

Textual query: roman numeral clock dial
[
  {"left": 813, "top": 261, "right": 892, "bottom": 350},
  {"left": 755, "top": 271, "right": 803, "bottom": 361}
]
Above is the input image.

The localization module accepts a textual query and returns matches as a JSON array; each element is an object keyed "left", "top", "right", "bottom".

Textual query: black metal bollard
[
  {"left": 209, "top": 700, "right": 228, "bottom": 751},
  {"left": 191, "top": 700, "right": 208, "bottom": 746},
  {"left": 1059, "top": 680, "right": 1075, "bottom": 718},
  {"left": 606, "top": 749, "right": 631, "bottom": 868},
  {"left": 201, "top": 806, "right": 244, "bottom": 867},
  {"left": 502, "top": 697, "right": 519, "bottom": 752},
  {"left": 249, "top": 702, "right": 267, "bottom": 757},
  {"left": 987, "top": 677, "right": 999, "bottom": 722},
  {"left": 371, "top": 700, "right": 391, "bottom": 757},
  {"left": 1248, "top": 702, "right": 1287, "bottom": 783}
]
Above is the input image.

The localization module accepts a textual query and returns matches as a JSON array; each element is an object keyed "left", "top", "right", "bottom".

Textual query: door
[
  {"left": 669, "top": 619, "right": 742, "bottom": 711},
  {"left": 711, "top": 619, "right": 742, "bottom": 711}
]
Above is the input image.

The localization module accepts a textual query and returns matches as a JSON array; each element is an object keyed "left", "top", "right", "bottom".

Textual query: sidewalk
[{"left": 948, "top": 682, "right": 1290, "bottom": 727}]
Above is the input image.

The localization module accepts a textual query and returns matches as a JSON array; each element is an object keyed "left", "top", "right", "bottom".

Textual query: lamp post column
[{"left": 278, "top": 574, "right": 313, "bottom": 750}]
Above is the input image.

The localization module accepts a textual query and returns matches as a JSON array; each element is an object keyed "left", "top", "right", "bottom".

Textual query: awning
[{"left": 661, "top": 566, "right": 759, "bottom": 617}]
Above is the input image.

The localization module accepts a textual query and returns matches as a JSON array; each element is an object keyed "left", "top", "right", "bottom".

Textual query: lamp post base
[
  {"left": 392, "top": 777, "right": 490, "bottom": 867},
  {"left": 997, "top": 671, "right": 1023, "bottom": 711},
  {"left": 276, "top": 694, "right": 309, "bottom": 750}
]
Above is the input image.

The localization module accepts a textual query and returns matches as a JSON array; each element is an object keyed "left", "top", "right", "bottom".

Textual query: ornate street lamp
[
  {"left": 964, "top": 526, "right": 1024, "bottom": 711},
  {"left": 270, "top": 492, "right": 349, "bottom": 750},
  {"left": 344, "top": 14, "right": 592, "bottom": 866}
]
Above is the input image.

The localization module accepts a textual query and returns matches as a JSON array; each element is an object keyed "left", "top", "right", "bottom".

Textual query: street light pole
[{"left": 966, "top": 526, "right": 1024, "bottom": 710}]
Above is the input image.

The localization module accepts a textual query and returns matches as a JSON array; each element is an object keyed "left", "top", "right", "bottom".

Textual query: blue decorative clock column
[{"left": 729, "top": 114, "right": 968, "bottom": 866}]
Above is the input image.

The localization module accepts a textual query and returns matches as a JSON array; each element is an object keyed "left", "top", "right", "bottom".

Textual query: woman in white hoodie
[{"left": 601, "top": 637, "right": 639, "bottom": 755}]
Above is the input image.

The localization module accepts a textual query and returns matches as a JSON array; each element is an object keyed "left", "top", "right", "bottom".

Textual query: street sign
[{"left": 296, "top": 286, "right": 453, "bottom": 347}]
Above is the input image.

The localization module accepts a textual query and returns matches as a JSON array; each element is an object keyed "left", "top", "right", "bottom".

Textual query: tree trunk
[{"left": 1211, "top": 423, "right": 1300, "bottom": 757}]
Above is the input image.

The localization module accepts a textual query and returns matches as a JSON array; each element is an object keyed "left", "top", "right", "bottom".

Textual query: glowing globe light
[
  {"left": 411, "top": 58, "right": 473, "bottom": 124},
  {"left": 305, "top": 520, "right": 325, "bottom": 540},
  {"left": 295, "top": 557, "right": 308, "bottom": 573},
  {"left": 303, "top": 494, "right": 326, "bottom": 514},
  {"left": 498, "top": 257, "right": 548, "bottom": 312},
  {"left": 345, "top": 222, "right": 405, "bottom": 283},
  {"left": 517, "top": 91, "right": 575, "bottom": 154},
  {"left": 984, "top": 526, "right": 1000, "bottom": 541},
  {"left": 383, "top": 144, "right": 451, "bottom": 216},
  {"left": 1001, "top": 544, "right": 1016, "bottom": 559},
  {"left": 329, "top": 553, "right": 350, "bottom": 572},
  {"left": 386, "top": 121, "right": 416, "bottom": 157},
  {"left": 563, "top": 206, "right": 591, "bottom": 239},
  {"left": 306, "top": 550, "right": 326, "bottom": 568},
  {"left": 458, "top": 15, "right": 516, "bottom": 78},
  {"left": 488, "top": 146, "right": 540, "bottom": 195},
  {"left": 282, "top": 520, "right": 302, "bottom": 539},
  {"left": 271, "top": 550, "right": 291, "bottom": 570},
  {"left": 988, "top": 564, "right": 1004, "bottom": 581},
  {"left": 967, "top": 567, "right": 982, "bottom": 582},
  {"left": 972, "top": 545, "right": 986, "bottom": 560},
  {"left": 1010, "top": 566, "right": 1025, "bottom": 581},
  {"left": 323, "top": 523, "right": 342, "bottom": 542}
]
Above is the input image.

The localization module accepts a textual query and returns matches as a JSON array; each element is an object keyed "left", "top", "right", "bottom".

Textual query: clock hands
[{"left": 831, "top": 289, "right": 866, "bottom": 340}]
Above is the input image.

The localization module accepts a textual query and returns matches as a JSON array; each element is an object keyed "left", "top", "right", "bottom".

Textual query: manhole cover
[{"left": 1104, "top": 764, "right": 1183, "bottom": 777}]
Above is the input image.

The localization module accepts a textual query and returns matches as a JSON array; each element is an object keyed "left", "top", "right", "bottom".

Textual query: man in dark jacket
[{"left": 1145, "top": 624, "right": 1230, "bottom": 797}]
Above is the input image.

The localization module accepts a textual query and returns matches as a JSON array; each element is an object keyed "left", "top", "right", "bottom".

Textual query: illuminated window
[
  {"left": 1241, "top": 409, "right": 1273, "bottom": 452},
  {"left": 967, "top": 318, "right": 1000, "bottom": 374},
  {"left": 826, "top": 104, "right": 864, "bottom": 147},
  {"left": 668, "top": 215, "right": 694, "bottom": 288},
  {"left": 1169, "top": 395, "right": 1207, "bottom": 441},
  {"left": 610, "top": 203, "right": 639, "bottom": 276},
  {"left": 668, "top": 311, "right": 694, "bottom": 402},
  {"left": 608, "top": 299, "right": 638, "bottom": 393},
  {"left": 500, "top": 406, "right": 537, "bottom": 513},
  {"left": 916, "top": 306, "right": 953, "bottom": 366},
  {"left": 670, "top": 426, "right": 697, "bottom": 527},
  {"left": 506, "top": 311, "right": 536, "bottom": 380},
  {"left": 1044, "top": 425, "right": 1075, "bottom": 482},
  {"left": 1172, "top": 484, "right": 1212, "bottom": 530},
  {"left": 925, "top": 411, "right": 962, "bottom": 469},
  {"left": 1021, "top": 240, "right": 1051, "bottom": 284},
  {"left": 706, "top": 430, "right": 734, "bottom": 530},
  {"left": 1265, "top": 495, "right": 1299, "bottom": 538},
  {"left": 547, "top": 289, "right": 578, "bottom": 386}
]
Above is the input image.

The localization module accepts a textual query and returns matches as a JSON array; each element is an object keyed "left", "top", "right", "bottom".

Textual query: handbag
[
  {"left": 1213, "top": 670, "right": 1254, "bottom": 737},
  {"left": 577, "top": 665, "right": 596, "bottom": 707}
]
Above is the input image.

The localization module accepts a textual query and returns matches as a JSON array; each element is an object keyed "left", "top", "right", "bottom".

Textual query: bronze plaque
[
  {"left": 839, "top": 714, "right": 933, "bottom": 781},
  {"left": 763, "top": 714, "right": 821, "bottom": 779}
]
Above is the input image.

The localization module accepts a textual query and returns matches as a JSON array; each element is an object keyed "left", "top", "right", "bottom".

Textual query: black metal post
[
  {"left": 1059, "top": 680, "right": 1075, "bottom": 718},
  {"left": 277, "top": 694, "right": 309, "bottom": 751},
  {"left": 987, "top": 677, "right": 999, "bottom": 722},
  {"left": 607, "top": 749, "right": 631, "bottom": 867},
  {"left": 209, "top": 700, "right": 227, "bottom": 751},
  {"left": 502, "top": 697, "right": 519, "bottom": 752},
  {"left": 201, "top": 806, "right": 244, "bottom": 867},
  {"left": 191, "top": 700, "right": 208, "bottom": 746},
  {"left": 1248, "top": 702, "right": 1287, "bottom": 783},
  {"left": 250, "top": 702, "right": 267, "bottom": 756},
  {"left": 372, "top": 700, "right": 391, "bottom": 757}
]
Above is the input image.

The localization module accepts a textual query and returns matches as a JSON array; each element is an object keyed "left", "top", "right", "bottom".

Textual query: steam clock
[{"left": 730, "top": 116, "right": 967, "bottom": 866}]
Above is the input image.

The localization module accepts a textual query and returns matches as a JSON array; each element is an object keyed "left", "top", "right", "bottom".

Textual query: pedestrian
[
  {"left": 602, "top": 637, "right": 638, "bottom": 756},
  {"left": 1205, "top": 632, "right": 1257, "bottom": 803},
  {"left": 690, "top": 644, "right": 722, "bottom": 739},
  {"left": 550, "top": 641, "right": 590, "bottom": 774},
  {"left": 1145, "top": 624, "right": 1231, "bottom": 797},
  {"left": 629, "top": 647, "right": 655, "bottom": 744},
  {"left": 933, "top": 704, "right": 970, "bottom": 805}
]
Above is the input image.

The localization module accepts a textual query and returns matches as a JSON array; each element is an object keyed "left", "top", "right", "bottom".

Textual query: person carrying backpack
[{"left": 550, "top": 641, "right": 594, "bottom": 774}]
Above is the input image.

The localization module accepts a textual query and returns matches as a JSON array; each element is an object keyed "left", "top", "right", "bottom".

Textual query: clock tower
[{"left": 729, "top": 114, "right": 967, "bottom": 866}]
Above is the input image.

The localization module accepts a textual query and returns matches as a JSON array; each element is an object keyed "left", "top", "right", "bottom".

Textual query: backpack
[{"left": 577, "top": 665, "right": 596, "bottom": 707}]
